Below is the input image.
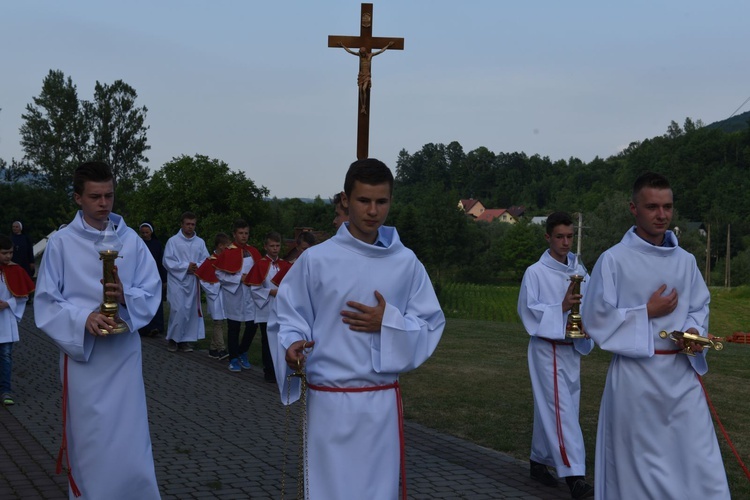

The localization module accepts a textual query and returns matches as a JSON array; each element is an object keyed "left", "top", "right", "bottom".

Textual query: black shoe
[
  {"left": 530, "top": 463, "right": 558, "bottom": 487},
  {"left": 217, "top": 349, "right": 229, "bottom": 360},
  {"left": 568, "top": 479, "right": 594, "bottom": 499},
  {"left": 208, "top": 350, "right": 220, "bottom": 359}
]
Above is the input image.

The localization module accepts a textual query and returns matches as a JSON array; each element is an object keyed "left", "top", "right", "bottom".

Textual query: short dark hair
[
  {"left": 0, "top": 234, "right": 12, "bottom": 250},
  {"left": 232, "top": 219, "right": 249, "bottom": 232},
  {"left": 632, "top": 172, "right": 671, "bottom": 203},
  {"left": 214, "top": 232, "right": 231, "bottom": 248},
  {"left": 332, "top": 191, "right": 344, "bottom": 208},
  {"left": 73, "top": 161, "right": 113, "bottom": 195},
  {"left": 265, "top": 231, "right": 282, "bottom": 244},
  {"left": 343, "top": 158, "right": 394, "bottom": 197},
  {"left": 545, "top": 211, "right": 573, "bottom": 235},
  {"left": 332, "top": 191, "right": 348, "bottom": 215},
  {"left": 180, "top": 211, "right": 197, "bottom": 223},
  {"left": 296, "top": 231, "right": 316, "bottom": 246}
]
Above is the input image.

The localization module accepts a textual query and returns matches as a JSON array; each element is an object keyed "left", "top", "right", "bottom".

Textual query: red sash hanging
[
  {"left": 698, "top": 375, "right": 750, "bottom": 481},
  {"left": 57, "top": 354, "right": 82, "bottom": 497},
  {"left": 541, "top": 338, "right": 573, "bottom": 468},
  {"left": 657, "top": 349, "right": 750, "bottom": 481},
  {"left": 307, "top": 381, "right": 407, "bottom": 499}
]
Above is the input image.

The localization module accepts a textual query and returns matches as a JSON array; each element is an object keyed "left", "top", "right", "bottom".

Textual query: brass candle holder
[
  {"left": 566, "top": 274, "right": 586, "bottom": 339},
  {"left": 659, "top": 330, "right": 724, "bottom": 356},
  {"left": 95, "top": 221, "right": 128, "bottom": 335}
]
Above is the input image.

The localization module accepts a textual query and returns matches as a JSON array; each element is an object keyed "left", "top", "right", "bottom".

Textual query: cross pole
[{"left": 328, "top": 3, "right": 404, "bottom": 160}]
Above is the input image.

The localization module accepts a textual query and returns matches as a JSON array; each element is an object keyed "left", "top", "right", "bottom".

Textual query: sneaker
[
  {"left": 2, "top": 393, "right": 14, "bottom": 406},
  {"left": 167, "top": 340, "right": 178, "bottom": 352},
  {"left": 228, "top": 358, "right": 242, "bottom": 372},
  {"left": 568, "top": 479, "right": 594, "bottom": 499},
  {"left": 178, "top": 343, "right": 193, "bottom": 352},
  {"left": 217, "top": 349, "right": 229, "bottom": 360},
  {"left": 530, "top": 462, "right": 558, "bottom": 487},
  {"left": 238, "top": 353, "right": 252, "bottom": 370},
  {"left": 208, "top": 349, "right": 220, "bottom": 359}
]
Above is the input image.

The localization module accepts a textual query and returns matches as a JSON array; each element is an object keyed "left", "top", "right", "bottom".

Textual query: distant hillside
[{"left": 705, "top": 109, "right": 750, "bottom": 133}]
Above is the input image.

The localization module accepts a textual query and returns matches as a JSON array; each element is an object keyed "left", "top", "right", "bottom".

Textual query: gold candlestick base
[
  {"left": 566, "top": 274, "right": 586, "bottom": 339},
  {"left": 99, "top": 250, "right": 128, "bottom": 335}
]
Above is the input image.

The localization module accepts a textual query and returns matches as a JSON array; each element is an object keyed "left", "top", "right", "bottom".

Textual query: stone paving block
[{"left": 1, "top": 313, "right": 573, "bottom": 499}]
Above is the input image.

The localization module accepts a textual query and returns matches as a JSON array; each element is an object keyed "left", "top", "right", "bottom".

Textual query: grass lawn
[
  {"left": 183, "top": 284, "right": 749, "bottom": 495},
  {"left": 401, "top": 285, "right": 750, "bottom": 497}
]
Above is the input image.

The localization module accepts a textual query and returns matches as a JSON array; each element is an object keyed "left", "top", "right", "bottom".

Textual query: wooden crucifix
[{"left": 328, "top": 3, "right": 404, "bottom": 160}]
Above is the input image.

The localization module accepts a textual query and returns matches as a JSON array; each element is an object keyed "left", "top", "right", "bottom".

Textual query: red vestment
[{"left": 0, "top": 262, "right": 35, "bottom": 297}]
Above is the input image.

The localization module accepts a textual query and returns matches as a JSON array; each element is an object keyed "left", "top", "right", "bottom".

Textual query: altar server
[
  {"left": 518, "top": 211, "right": 594, "bottom": 499},
  {"left": 269, "top": 158, "right": 445, "bottom": 500},
  {"left": 35, "top": 161, "right": 161, "bottom": 499},
  {"left": 163, "top": 211, "right": 209, "bottom": 352},
  {"left": 582, "top": 172, "right": 730, "bottom": 500}
]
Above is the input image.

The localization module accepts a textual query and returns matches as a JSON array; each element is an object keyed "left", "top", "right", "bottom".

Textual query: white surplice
[
  {"left": 268, "top": 223, "right": 445, "bottom": 500},
  {"left": 34, "top": 212, "right": 161, "bottom": 499},
  {"left": 216, "top": 253, "right": 257, "bottom": 322},
  {"left": 518, "top": 250, "right": 593, "bottom": 477},
  {"left": 163, "top": 229, "right": 208, "bottom": 342},
  {"left": 582, "top": 228, "right": 730, "bottom": 500}
]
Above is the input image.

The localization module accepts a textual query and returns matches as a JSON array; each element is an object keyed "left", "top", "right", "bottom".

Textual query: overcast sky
[{"left": 1, "top": 1, "right": 748, "bottom": 199}]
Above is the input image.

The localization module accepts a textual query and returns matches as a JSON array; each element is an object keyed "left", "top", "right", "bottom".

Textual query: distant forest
[
  {"left": 3, "top": 105, "right": 750, "bottom": 286},
  {"left": 389, "top": 114, "right": 750, "bottom": 286}
]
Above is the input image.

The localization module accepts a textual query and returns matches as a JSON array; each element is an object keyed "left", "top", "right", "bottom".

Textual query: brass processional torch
[
  {"left": 566, "top": 213, "right": 586, "bottom": 339},
  {"left": 566, "top": 270, "right": 586, "bottom": 339},
  {"left": 94, "top": 220, "right": 128, "bottom": 334}
]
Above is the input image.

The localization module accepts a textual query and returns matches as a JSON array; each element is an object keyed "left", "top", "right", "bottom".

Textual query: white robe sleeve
[
  {"left": 371, "top": 264, "right": 445, "bottom": 373},
  {"left": 118, "top": 237, "right": 162, "bottom": 333},
  {"left": 251, "top": 284, "right": 272, "bottom": 310},
  {"left": 34, "top": 237, "right": 96, "bottom": 361},
  {"left": 7, "top": 296, "right": 27, "bottom": 322},
  {"left": 216, "top": 268, "right": 241, "bottom": 294},
  {"left": 683, "top": 257, "right": 711, "bottom": 375},
  {"left": 268, "top": 262, "right": 313, "bottom": 405},
  {"left": 581, "top": 252, "right": 652, "bottom": 357},
  {"left": 162, "top": 238, "right": 188, "bottom": 282},
  {"left": 517, "top": 268, "right": 566, "bottom": 340}
]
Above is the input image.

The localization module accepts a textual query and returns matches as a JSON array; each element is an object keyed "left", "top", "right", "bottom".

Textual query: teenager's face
[
  {"left": 234, "top": 227, "right": 249, "bottom": 245},
  {"left": 333, "top": 204, "right": 349, "bottom": 230},
  {"left": 265, "top": 240, "right": 281, "bottom": 259},
  {"left": 181, "top": 218, "right": 197, "bottom": 237},
  {"left": 630, "top": 187, "right": 673, "bottom": 245},
  {"left": 139, "top": 226, "right": 153, "bottom": 240},
  {"left": 216, "top": 242, "right": 228, "bottom": 254},
  {"left": 545, "top": 224, "right": 574, "bottom": 263},
  {"left": 342, "top": 181, "right": 391, "bottom": 244},
  {"left": 0, "top": 247, "right": 13, "bottom": 265},
  {"left": 74, "top": 180, "right": 114, "bottom": 230}
]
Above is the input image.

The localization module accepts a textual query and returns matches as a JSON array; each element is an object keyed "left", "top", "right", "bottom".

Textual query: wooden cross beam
[{"left": 328, "top": 3, "right": 404, "bottom": 160}]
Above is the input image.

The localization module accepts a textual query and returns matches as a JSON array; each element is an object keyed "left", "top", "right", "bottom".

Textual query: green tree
[
  {"left": 20, "top": 70, "right": 90, "bottom": 192},
  {"left": 83, "top": 80, "right": 150, "bottom": 190},
  {"left": 127, "top": 155, "right": 269, "bottom": 246}
]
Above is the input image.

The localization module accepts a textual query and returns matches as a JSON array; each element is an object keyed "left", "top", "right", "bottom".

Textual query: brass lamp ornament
[
  {"left": 659, "top": 330, "right": 724, "bottom": 356},
  {"left": 565, "top": 273, "right": 586, "bottom": 339},
  {"left": 94, "top": 219, "right": 128, "bottom": 334}
]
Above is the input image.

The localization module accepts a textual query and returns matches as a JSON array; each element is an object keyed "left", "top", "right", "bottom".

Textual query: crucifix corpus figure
[
  {"left": 339, "top": 41, "right": 393, "bottom": 114},
  {"left": 329, "top": 3, "right": 404, "bottom": 159}
]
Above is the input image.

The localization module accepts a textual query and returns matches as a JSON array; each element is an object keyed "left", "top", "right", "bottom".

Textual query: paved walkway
[{"left": 1, "top": 310, "right": 572, "bottom": 499}]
